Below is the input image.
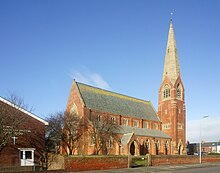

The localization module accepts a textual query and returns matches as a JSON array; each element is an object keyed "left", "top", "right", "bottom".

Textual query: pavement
[{"left": 71, "top": 162, "right": 220, "bottom": 173}]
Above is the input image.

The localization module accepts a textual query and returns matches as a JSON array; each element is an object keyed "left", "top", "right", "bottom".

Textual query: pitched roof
[
  {"left": 119, "top": 126, "right": 171, "bottom": 139},
  {"left": 121, "top": 133, "right": 133, "bottom": 145},
  {"left": 192, "top": 142, "right": 220, "bottom": 147},
  {"left": 76, "top": 82, "right": 160, "bottom": 122},
  {"left": 0, "top": 96, "right": 48, "bottom": 125}
]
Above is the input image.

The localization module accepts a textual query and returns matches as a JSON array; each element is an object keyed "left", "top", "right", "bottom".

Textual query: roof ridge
[
  {"left": 0, "top": 96, "right": 48, "bottom": 125},
  {"left": 76, "top": 81, "right": 150, "bottom": 104}
]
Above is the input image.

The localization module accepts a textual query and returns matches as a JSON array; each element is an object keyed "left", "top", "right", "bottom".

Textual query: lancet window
[{"left": 163, "top": 84, "right": 171, "bottom": 99}]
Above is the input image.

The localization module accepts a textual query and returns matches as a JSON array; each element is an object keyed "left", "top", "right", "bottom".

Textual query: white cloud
[
  {"left": 68, "top": 68, "right": 111, "bottom": 90},
  {"left": 187, "top": 116, "right": 220, "bottom": 143},
  {"left": 89, "top": 73, "right": 111, "bottom": 90}
]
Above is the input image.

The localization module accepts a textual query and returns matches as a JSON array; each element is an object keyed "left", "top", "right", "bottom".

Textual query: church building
[{"left": 65, "top": 19, "right": 186, "bottom": 156}]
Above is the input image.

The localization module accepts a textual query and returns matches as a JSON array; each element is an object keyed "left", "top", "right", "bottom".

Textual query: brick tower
[{"left": 158, "top": 19, "right": 186, "bottom": 155}]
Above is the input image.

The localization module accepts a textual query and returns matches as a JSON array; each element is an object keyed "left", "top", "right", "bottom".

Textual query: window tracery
[
  {"left": 163, "top": 84, "right": 171, "bottom": 99},
  {"left": 177, "top": 83, "right": 182, "bottom": 99}
]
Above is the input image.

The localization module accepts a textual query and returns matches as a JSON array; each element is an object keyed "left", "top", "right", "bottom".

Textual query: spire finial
[{"left": 170, "top": 12, "right": 173, "bottom": 21}]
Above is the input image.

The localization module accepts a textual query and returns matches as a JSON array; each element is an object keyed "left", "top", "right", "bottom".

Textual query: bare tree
[
  {"left": 45, "top": 112, "right": 64, "bottom": 154},
  {"left": 46, "top": 111, "right": 83, "bottom": 155},
  {"left": 0, "top": 93, "right": 31, "bottom": 153},
  {"left": 89, "top": 115, "right": 121, "bottom": 155}
]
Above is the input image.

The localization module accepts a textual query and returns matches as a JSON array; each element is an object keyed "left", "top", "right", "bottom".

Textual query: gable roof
[
  {"left": 75, "top": 82, "right": 160, "bottom": 122},
  {"left": 121, "top": 133, "right": 134, "bottom": 145},
  {"left": 119, "top": 126, "right": 171, "bottom": 139},
  {"left": 0, "top": 96, "right": 48, "bottom": 125}
]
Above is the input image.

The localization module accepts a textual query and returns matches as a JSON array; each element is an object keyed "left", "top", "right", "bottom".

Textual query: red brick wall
[
  {"left": 203, "top": 155, "right": 220, "bottom": 163},
  {"left": 152, "top": 155, "right": 198, "bottom": 166},
  {"left": 64, "top": 156, "right": 128, "bottom": 171},
  {"left": 151, "top": 155, "right": 220, "bottom": 166}
]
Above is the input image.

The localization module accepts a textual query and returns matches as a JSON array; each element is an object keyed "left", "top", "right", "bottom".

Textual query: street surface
[{"left": 72, "top": 162, "right": 220, "bottom": 173}]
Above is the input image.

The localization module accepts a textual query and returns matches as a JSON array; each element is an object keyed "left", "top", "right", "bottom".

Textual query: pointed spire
[{"left": 162, "top": 19, "right": 181, "bottom": 84}]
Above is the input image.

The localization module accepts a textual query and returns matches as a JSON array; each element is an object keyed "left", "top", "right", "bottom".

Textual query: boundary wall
[{"left": 46, "top": 155, "right": 220, "bottom": 172}]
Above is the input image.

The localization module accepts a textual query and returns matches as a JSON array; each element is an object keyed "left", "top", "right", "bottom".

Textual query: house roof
[
  {"left": 0, "top": 96, "right": 48, "bottom": 125},
  {"left": 76, "top": 82, "right": 160, "bottom": 122},
  {"left": 118, "top": 126, "right": 171, "bottom": 139},
  {"left": 191, "top": 142, "right": 220, "bottom": 147}
]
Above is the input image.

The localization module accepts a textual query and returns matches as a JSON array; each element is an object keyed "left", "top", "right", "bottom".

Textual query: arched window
[
  {"left": 155, "top": 140, "right": 160, "bottom": 155},
  {"left": 163, "top": 84, "right": 171, "bottom": 99},
  {"left": 146, "top": 139, "right": 150, "bottom": 150},
  {"left": 176, "top": 83, "right": 182, "bottom": 99},
  {"left": 107, "top": 136, "right": 113, "bottom": 148},
  {"left": 97, "top": 114, "right": 101, "bottom": 121},
  {"left": 144, "top": 139, "right": 150, "bottom": 154},
  {"left": 165, "top": 141, "right": 169, "bottom": 155}
]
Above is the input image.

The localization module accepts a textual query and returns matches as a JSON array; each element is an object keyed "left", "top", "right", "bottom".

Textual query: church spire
[
  {"left": 158, "top": 19, "right": 186, "bottom": 155},
  {"left": 162, "top": 19, "right": 180, "bottom": 84}
]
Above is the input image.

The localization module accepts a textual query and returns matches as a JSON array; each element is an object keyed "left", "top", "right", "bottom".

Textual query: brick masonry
[
  {"left": 158, "top": 76, "right": 186, "bottom": 155},
  {"left": 64, "top": 156, "right": 128, "bottom": 171},
  {"left": 151, "top": 155, "right": 220, "bottom": 166},
  {"left": 0, "top": 100, "right": 47, "bottom": 167},
  {"left": 47, "top": 155, "right": 220, "bottom": 172},
  {"left": 63, "top": 81, "right": 172, "bottom": 156}
]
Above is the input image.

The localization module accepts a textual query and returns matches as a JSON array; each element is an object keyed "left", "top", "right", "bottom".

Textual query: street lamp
[{"left": 199, "top": 115, "right": 209, "bottom": 164}]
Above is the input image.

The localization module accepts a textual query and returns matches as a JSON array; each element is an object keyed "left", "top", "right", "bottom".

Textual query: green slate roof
[
  {"left": 76, "top": 82, "right": 160, "bottom": 122},
  {"left": 119, "top": 126, "right": 171, "bottom": 139},
  {"left": 120, "top": 126, "right": 171, "bottom": 145},
  {"left": 121, "top": 133, "right": 133, "bottom": 145}
]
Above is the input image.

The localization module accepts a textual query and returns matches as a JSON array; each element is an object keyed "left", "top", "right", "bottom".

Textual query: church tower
[{"left": 158, "top": 19, "right": 186, "bottom": 155}]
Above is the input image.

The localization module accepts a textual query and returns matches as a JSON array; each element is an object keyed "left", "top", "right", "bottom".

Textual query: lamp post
[{"left": 199, "top": 115, "right": 209, "bottom": 164}]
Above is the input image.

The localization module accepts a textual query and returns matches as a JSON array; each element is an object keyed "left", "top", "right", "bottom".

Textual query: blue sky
[{"left": 1, "top": 0, "right": 220, "bottom": 142}]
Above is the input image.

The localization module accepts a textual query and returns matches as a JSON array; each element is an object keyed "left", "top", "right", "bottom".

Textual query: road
[
  {"left": 144, "top": 164, "right": 220, "bottom": 173},
  {"left": 169, "top": 166, "right": 220, "bottom": 173},
  {"left": 72, "top": 163, "right": 220, "bottom": 173}
]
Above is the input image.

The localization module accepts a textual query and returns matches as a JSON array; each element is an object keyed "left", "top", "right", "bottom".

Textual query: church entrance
[
  {"left": 130, "top": 140, "right": 139, "bottom": 155},
  {"left": 130, "top": 142, "right": 135, "bottom": 155}
]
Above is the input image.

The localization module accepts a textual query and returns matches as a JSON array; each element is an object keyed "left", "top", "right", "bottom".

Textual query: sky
[{"left": 1, "top": 0, "right": 220, "bottom": 143}]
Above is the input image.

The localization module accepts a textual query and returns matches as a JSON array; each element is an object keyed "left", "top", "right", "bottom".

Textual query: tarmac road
[{"left": 72, "top": 162, "right": 220, "bottom": 173}]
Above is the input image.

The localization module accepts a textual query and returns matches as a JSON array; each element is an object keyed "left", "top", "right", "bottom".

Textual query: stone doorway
[
  {"left": 130, "top": 141, "right": 139, "bottom": 155},
  {"left": 130, "top": 142, "right": 135, "bottom": 155}
]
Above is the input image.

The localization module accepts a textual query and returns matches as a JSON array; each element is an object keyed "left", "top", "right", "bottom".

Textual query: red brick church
[{"left": 65, "top": 19, "right": 186, "bottom": 156}]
